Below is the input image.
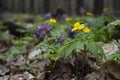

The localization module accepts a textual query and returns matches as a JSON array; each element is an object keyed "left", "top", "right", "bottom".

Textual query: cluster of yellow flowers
[
  {"left": 46, "top": 18, "right": 57, "bottom": 23},
  {"left": 72, "top": 22, "right": 91, "bottom": 33}
]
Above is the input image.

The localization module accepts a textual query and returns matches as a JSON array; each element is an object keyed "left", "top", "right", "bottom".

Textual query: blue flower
[
  {"left": 44, "top": 13, "right": 52, "bottom": 19},
  {"left": 68, "top": 27, "right": 75, "bottom": 38},
  {"left": 61, "top": 15, "right": 67, "bottom": 20},
  {"left": 57, "top": 36, "right": 65, "bottom": 43},
  {"left": 0, "top": 13, "right": 5, "bottom": 20},
  {"left": 55, "top": 14, "right": 67, "bottom": 20},
  {"left": 36, "top": 24, "right": 52, "bottom": 39},
  {"left": 87, "top": 20, "right": 94, "bottom": 26},
  {"left": 79, "top": 7, "right": 86, "bottom": 14}
]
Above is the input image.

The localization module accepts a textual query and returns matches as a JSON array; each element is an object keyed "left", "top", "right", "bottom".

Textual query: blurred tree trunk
[
  {"left": 24, "top": 0, "right": 31, "bottom": 13},
  {"left": 104, "top": 0, "right": 113, "bottom": 13},
  {"left": 50, "top": 0, "right": 57, "bottom": 13},
  {"left": 70, "top": 0, "right": 77, "bottom": 16},
  {"left": 84, "top": 0, "right": 94, "bottom": 12},
  {"left": 0, "top": 0, "right": 2, "bottom": 9},
  {"left": 57, "top": 0, "right": 67, "bottom": 15},
  {"left": 21, "top": 0, "right": 25, "bottom": 13},
  {"left": 76, "top": 0, "right": 84, "bottom": 15},
  {"left": 0, "top": 0, "right": 4, "bottom": 12},
  {"left": 43, "top": 0, "right": 50, "bottom": 13},
  {"left": 34, "top": 0, "right": 44, "bottom": 14},
  {"left": 113, "top": 0, "right": 120, "bottom": 14},
  {"left": 39, "top": 0, "right": 44, "bottom": 14},
  {"left": 14, "top": 0, "right": 20, "bottom": 12},
  {"left": 30, "top": 0, "right": 34, "bottom": 13},
  {"left": 94, "top": 0, "right": 104, "bottom": 15},
  {"left": 65, "top": 0, "right": 71, "bottom": 15},
  {"left": 6, "top": 0, "right": 14, "bottom": 12}
]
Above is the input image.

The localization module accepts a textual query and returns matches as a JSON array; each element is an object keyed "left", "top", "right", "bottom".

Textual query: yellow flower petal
[
  {"left": 46, "top": 18, "right": 57, "bottom": 23},
  {"left": 103, "top": 8, "right": 108, "bottom": 12},
  {"left": 72, "top": 28, "right": 77, "bottom": 31},
  {"left": 77, "top": 24, "right": 85, "bottom": 30},
  {"left": 72, "top": 22, "right": 85, "bottom": 31},
  {"left": 86, "top": 12, "right": 94, "bottom": 16},
  {"left": 65, "top": 18, "right": 71, "bottom": 21},
  {"left": 49, "top": 18, "right": 57, "bottom": 23},
  {"left": 83, "top": 27, "right": 91, "bottom": 33},
  {"left": 74, "top": 22, "right": 80, "bottom": 27}
]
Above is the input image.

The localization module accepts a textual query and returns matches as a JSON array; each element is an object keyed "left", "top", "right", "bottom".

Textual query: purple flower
[
  {"left": 0, "top": 13, "right": 5, "bottom": 20},
  {"left": 57, "top": 36, "right": 65, "bottom": 43},
  {"left": 68, "top": 27, "right": 75, "bottom": 38},
  {"left": 79, "top": 7, "right": 86, "bottom": 14},
  {"left": 38, "top": 31, "right": 45, "bottom": 38},
  {"left": 44, "top": 13, "right": 52, "bottom": 19},
  {"left": 61, "top": 15, "right": 67, "bottom": 20},
  {"left": 56, "top": 14, "right": 63, "bottom": 20},
  {"left": 87, "top": 20, "right": 94, "bottom": 26},
  {"left": 55, "top": 14, "right": 67, "bottom": 20},
  {"left": 54, "top": 8, "right": 67, "bottom": 20},
  {"left": 36, "top": 24, "right": 52, "bottom": 39}
]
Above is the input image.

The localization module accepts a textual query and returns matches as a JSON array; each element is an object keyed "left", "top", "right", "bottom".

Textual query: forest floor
[{"left": 0, "top": 31, "right": 120, "bottom": 80}]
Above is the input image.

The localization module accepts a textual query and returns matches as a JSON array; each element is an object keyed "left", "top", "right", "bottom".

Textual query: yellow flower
[
  {"left": 46, "top": 18, "right": 57, "bottom": 23},
  {"left": 72, "top": 27, "right": 77, "bottom": 31},
  {"left": 78, "top": 24, "right": 85, "bottom": 30},
  {"left": 86, "top": 12, "right": 94, "bottom": 16},
  {"left": 50, "top": 18, "right": 57, "bottom": 23},
  {"left": 74, "top": 22, "right": 80, "bottom": 27},
  {"left": 103, "top": 8, "right": 108, "bottom": 12},
  {"left": 65, "top": 17, "right": 71, "bottom": 21},
  {"left": 83, "top": 27, "right": 91, "bottom": 33},
  {"left": 72, "top": 22, "right": 85, "bottom": 31}
]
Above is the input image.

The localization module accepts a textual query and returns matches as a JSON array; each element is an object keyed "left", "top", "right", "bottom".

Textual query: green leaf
[
  {"left": 107, "top": 51, "right": 120, "bottom": 64},
  {"left": 86, "top": 42, "right": 106, "bottom": 62},
  {"left": 108, "top": 20, "right": 120, "bottom": 26},
  {"left": 47, "top": 52, "right": 61, "bottom": 61},
  {"left": 75, "top": 41, "right": 85, "bottom": 51},
  {"left": 59, "top": 40, "right": 76, "bottom": 59}
]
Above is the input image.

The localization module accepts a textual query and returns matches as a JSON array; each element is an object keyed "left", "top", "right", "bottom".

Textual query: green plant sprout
[{"left": 107, "top": 40, "right": 120, "bottom": 64}]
